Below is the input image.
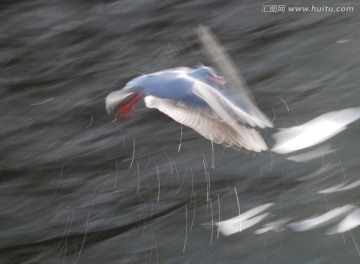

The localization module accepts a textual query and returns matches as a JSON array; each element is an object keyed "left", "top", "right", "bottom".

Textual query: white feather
[{"left": 144, "top": 95, "right": 268, "bottom": 152}]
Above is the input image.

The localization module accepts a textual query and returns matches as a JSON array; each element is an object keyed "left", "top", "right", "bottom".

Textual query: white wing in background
[{"left": 197, "top": 25, "right": 273, "bottom": 129}]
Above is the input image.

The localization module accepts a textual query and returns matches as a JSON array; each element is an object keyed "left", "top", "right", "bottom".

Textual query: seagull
[
  {"left": 105, "top": 26, "right": 273, "bottom": 152},
  {"left": 106, "top": 65, "right": 272, "bottom": 152}
]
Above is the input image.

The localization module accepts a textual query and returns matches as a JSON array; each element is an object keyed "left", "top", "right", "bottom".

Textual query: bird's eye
[{"left": 207, "top": 73, "right": 226, "bottom": 85}]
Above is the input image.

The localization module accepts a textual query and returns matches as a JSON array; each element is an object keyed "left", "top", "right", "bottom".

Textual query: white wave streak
[
  {"left": 288, "top": 205, "right": 355, "bottom": 232},
  {"left": 214, "top": 203, "right": 273, "bottom": 236},
  {"left": 319, "top": 179, "right": 360, "bottom": 194},
  {"left": 327, "top": 209, "right": 360, "bottom": 234},
  {"left": 272, "top": 107, "right": 360, "bottom": 154},
  {"left": 254, "top": 218, "right": 291, "bottom": 234},
  {"left": 297, "top": 163, "right": 338, "bottom": 182},
  {"left": 287, "top": 144, "right": 335, "bottom": 162}
]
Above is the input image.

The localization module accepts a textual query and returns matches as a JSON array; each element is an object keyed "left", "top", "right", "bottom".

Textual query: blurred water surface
[{"left": 1, "top": 0, "right": 360, "bottom": 263}]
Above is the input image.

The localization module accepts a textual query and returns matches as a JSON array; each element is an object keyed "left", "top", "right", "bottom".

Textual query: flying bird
[{"left": 105, "top": 26, "right": 272, "bottom": 152}]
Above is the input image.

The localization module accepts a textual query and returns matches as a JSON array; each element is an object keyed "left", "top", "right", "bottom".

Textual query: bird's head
[
  {"left": 105, "top": 75, "right": 148, "bottom": 118},
  {"left": 105, "top": 90, "right": 143, "bottom": 119}
]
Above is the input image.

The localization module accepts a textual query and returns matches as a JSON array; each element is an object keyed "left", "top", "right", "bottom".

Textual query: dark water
[{"left": 1, "top": 0, "right": 360, "bottom": 263}]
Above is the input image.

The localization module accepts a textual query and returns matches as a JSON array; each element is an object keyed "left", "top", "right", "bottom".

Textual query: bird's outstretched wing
[
  {"left": 144, "top": 95, "right": 268, "bottom": 152},
  {"left": 192, "top": 81, "right": 269, "bottom": 129},
  {"left": 197, "top": 25, "right": 273, "bottom": 128}
]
